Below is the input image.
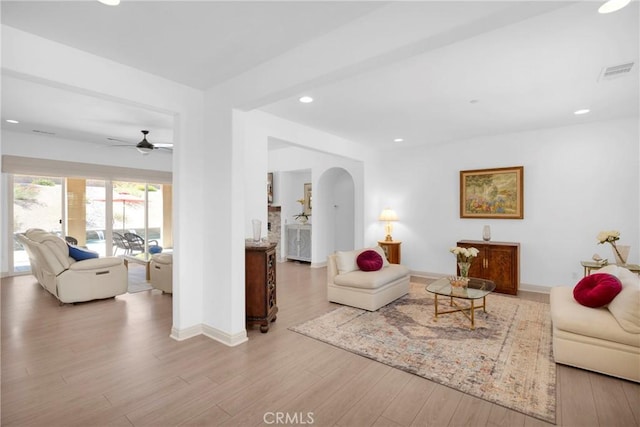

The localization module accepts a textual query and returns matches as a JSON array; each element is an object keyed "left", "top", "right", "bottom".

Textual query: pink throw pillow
[
  {"left": 573, "top": 273, "right": 622, "bottom": 308},
  {"left": 356, "top": 250, "right": 384, "bottom": 272}
]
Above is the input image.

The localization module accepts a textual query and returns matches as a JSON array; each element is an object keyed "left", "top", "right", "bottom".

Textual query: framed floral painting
[
  {"left": 460, "top": 166, "right": 524, "bottom": 219},
  {"left": 303, "top": 183, "right": 312, "bottom": 215}
]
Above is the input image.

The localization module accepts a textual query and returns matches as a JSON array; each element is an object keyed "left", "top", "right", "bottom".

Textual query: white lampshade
[
  {"left": 378, "top": 208, "right": 398, "bottom": 222},
  {"left": 379, "top": 208, "right": 398, "bottom": 241}
]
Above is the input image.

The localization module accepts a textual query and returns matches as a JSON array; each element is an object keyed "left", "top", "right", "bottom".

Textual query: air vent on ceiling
[
  {"left": 599, "top": 62, "right": 634, "bottom": 81},
  {"left": 32, "top": 129, "right": 56, "bottom": 135}
]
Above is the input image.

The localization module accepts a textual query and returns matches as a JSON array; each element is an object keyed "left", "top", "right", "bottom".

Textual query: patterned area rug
[{"left": 291, "top": 283, "right": 556, "bottom": 423}]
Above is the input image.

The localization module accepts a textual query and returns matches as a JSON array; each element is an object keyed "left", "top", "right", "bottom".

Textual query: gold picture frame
[
  {"left": 460, "top": 166, "right": 524, "bottom": 219},
  {"left": 267, "top": 173, "right": 273, "bottom": 205},
  {"left": 303, "top": 183, "right": 312, "bottom": 215}
]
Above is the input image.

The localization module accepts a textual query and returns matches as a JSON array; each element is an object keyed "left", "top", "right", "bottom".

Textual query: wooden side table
[
  {"left": 245, "top": 242, "right": 278, "bottom": 333},
  {"left": 378, "top": 240, "right": 401, "bottom": 264},
  {"left": 581, "top": 260, "right": 640, "bottom": 277}
]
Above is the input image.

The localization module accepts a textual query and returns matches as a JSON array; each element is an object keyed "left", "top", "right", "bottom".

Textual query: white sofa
[
  {"left": 17, "top": 228, "right": 127, "bottom": 304},
  {"left": 550, "top": 265, "right": 640, "bottom": 382},
  {"left": 150, "top": 252, "right": 172, "bottom": 294},
  {"left": 327, "top": 246, "right": 410, "bottom": 311}
]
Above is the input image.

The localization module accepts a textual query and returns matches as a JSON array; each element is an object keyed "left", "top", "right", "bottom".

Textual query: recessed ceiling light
[
  {"left": 5, "top": 119, "right": 19, "bottom": 124},
  {"left": 574, "top": 109, "right": 590, "bottom": 115},
  {"left": 98, "top": 0, "right": 120, "bottom": 5},
  {"left": 598, "top": 0, "right": 630, "bottom": 14},
  {"left": 299, "top": 96, "right": 313, "bottom": 104},
  {"left": 393, "top": 138, "right": 404, "bottom": 142}
]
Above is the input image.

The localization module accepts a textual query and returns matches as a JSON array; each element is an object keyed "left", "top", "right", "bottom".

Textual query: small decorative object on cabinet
[
  {"left": 456, "top": 240, "right": 520, "bottom": 295},
  {"left": 245, "top": 242, "right": 278, "bottom": 333},
  {"left": 251, "top": 219, "right": 262, "bottom": 242},
  {"left": 482, "top": 225, "right": 491, "bottom": 241},
  {"left": 287, "top": 224, "right": 311, "bottom": 262},
  {"left": 378, "top": 240, "right": 401, "bottom": 264}
]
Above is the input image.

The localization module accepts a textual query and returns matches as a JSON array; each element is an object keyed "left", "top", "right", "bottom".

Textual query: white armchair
[
  {"left": 16, "top": 229, "right": 127, "bottom": 304},
  {"left": 150, "top": 253, "right": 172, "bottom": 294}
]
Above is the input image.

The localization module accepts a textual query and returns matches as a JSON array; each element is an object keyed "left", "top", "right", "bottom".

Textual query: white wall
[{"left": 367, "top": 118, "right": 639, "bottom": 290}]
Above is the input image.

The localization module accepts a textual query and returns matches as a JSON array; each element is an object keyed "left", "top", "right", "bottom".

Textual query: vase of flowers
[
  {"left": 450, "top": 246, "right": 479, "bottom": 279},
  {"left": 597, "top": 230, "right": 630, "bottom": 265},
  {"left": 458, "top": 262, "right": 471, "bottom": 278},
  {"left": 294, "top": 198, "right": 310, "bottom": 224}
]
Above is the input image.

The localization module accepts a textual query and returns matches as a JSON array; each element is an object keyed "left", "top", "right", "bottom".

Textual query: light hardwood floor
[{"left": 2, "top": 262, "right": 639, "bottom": 427}]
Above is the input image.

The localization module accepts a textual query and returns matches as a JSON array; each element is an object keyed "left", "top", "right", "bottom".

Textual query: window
[{"left": 9, "top": 174, "right": 171, "bottom": 274}]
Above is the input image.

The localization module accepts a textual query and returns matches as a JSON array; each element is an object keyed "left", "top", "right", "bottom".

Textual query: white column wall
[{"left": 196, "top": 100, "right": 247, "bottom": 345}]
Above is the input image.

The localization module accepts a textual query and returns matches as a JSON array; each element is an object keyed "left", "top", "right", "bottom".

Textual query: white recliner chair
[
  {"left": 150, "top": 253, "right": 172, "bottom": 294},
  {"left": 17, "top": 228, "right": 127, "bottom": 304}
]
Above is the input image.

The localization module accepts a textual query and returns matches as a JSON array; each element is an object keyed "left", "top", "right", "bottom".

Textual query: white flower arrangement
[
  {"left": 597, "top": 230, "right": 620, "bottom": 244},
  {"left": 293, "top": 198, "right": 310, "bottom": 222},
  {"left": 449, "top": 246, "right": 480, "bottom": 263},
  {"left": 597, "top": 230, "right": 625, "bottom": 263}
]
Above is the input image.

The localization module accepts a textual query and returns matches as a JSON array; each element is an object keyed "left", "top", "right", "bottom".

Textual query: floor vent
[{"left": 599, "top": 62, "right": 634, "bottom": 81}]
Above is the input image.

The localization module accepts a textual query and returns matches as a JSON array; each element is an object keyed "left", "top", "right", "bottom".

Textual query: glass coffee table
[
  {"left": 426, "top": 277, "right": 496, "bottom": 329},
  {"left": 122, "top": 253, "right": 153, "bottom": 281}
]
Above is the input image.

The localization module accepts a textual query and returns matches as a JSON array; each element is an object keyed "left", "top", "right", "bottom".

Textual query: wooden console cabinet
[
  {"left": 378, "top": 240, "right": 401, "bottom": 264},
  {"left": 245, "top": 242, "right": 278, "bottom": 333},
  {"left": 457, "top": 240, "right": 520, "bottom": 295}
]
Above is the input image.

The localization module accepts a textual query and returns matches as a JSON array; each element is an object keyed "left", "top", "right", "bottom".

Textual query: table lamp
[{"left": 378, "top": 208, "right": 398, "bottom": 242}]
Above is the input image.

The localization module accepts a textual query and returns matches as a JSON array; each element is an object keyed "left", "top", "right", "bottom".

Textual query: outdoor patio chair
[
  {"left": 113, "top": 232, "right": 131, "bottom": 255},
  {"left": 123, "top": 232, "right": 159, "bottom": 254}
]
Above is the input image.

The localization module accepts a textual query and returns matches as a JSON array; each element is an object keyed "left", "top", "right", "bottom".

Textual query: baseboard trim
[
  {"left": 170, "top": 324, "right": 202, "bottom": 341},
  {"left": 202, "top": 324, "right": 248, "bottom": 347},
  {"left": 520, "top": 283, "right": 551, "bottom": 294},
  {"left": 410, "top": 271, "right": 446, "bottom": 281},
  {"left": 411, "top": 272, "right": 552, "bottom": 295},
  {"left": 311, "top": 261, "right": 326, "bottom": 269},
  {"left": 170, "top": 323, "right": 248, "bottom": 346}
]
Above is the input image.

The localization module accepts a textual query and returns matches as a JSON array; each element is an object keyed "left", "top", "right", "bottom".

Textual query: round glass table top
[{"left": 426, "top": 277, "right": 496, "bottom": 300}]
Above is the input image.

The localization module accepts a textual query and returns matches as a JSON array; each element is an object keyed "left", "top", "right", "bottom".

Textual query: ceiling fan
[{"left": 107, "top": 130, "right": 173, "bottom": 155}]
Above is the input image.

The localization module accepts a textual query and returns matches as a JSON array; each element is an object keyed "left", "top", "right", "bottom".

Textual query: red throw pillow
[
  {"left": 573, "top": 273, "right": 622, "bottom": 308},
  {"left": 356, "top": 250, "right": 384, "bottom": 272}
]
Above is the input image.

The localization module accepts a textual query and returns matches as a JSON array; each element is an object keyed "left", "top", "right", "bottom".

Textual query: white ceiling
[{"left": 1, "top": 1, "right": 638, "bottom": 152}]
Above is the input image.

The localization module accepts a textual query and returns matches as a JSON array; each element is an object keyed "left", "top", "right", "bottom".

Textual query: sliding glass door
[
  {"left": 10, "top": 174, "right": 172, "bottom": 274},
  {"left": 13, "top": 175, "right": 64, "bottom": 272},
  {"left": 111, "top": 181, "right": 166, "bottom": 252},
  {"left": 85, "top": 180, "right": 107, "bottom": 256}
]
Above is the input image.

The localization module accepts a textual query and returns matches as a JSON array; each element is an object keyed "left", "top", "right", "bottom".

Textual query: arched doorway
[{"left": 316, "top": 167, "right": 355, "bottom": 262}]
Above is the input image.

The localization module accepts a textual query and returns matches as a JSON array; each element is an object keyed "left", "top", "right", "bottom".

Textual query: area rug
[{"left": 290, "top": 283, "right": 556, "bottom": 423}]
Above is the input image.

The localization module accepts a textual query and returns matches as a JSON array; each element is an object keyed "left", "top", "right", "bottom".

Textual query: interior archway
[{"left": 316, "top": 167, "right": 355, "bottom": 262}]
